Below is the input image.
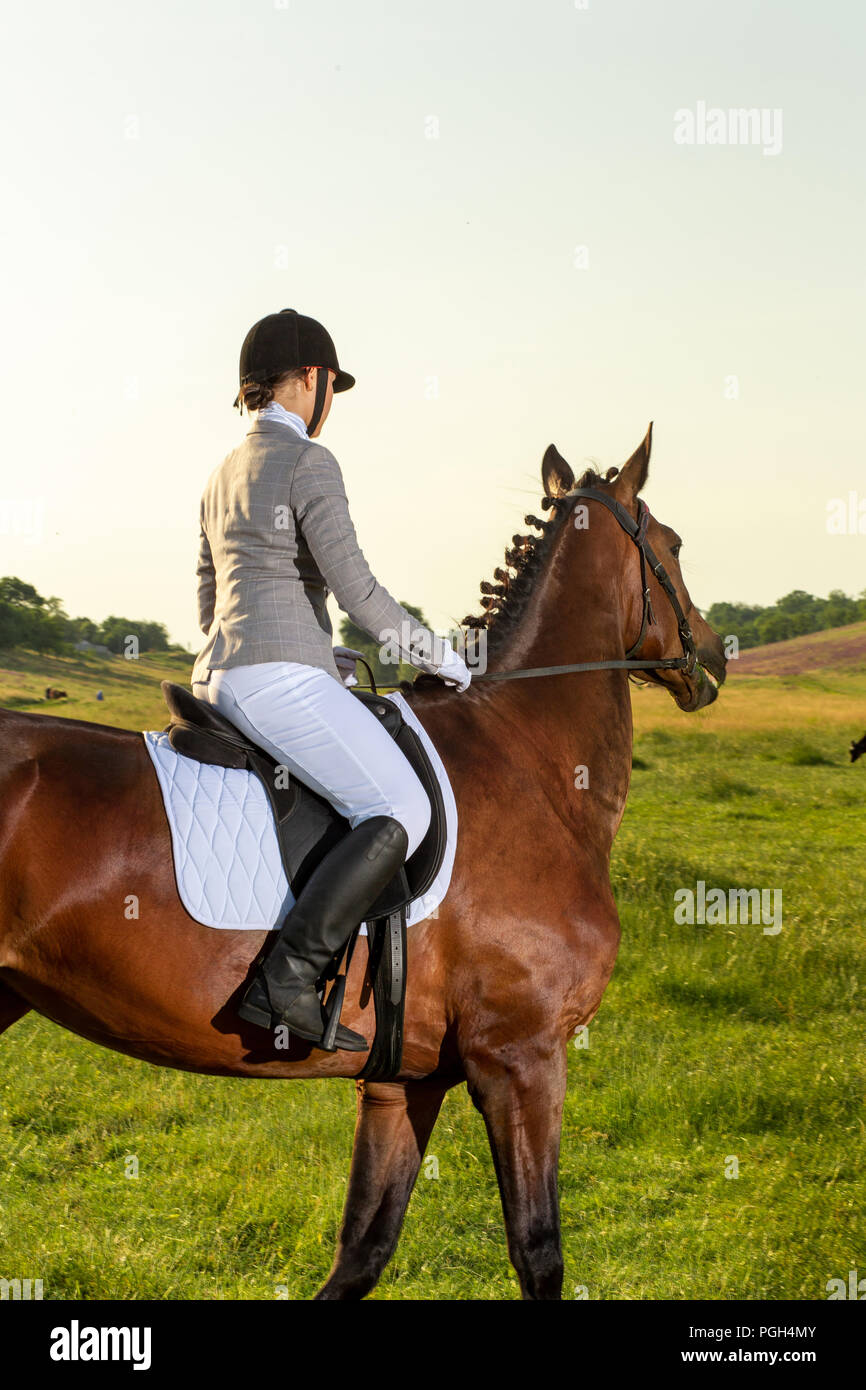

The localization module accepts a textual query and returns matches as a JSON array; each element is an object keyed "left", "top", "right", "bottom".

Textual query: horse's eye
[{"left": 671, "top": 542, "right": 682, "bottom": 559}]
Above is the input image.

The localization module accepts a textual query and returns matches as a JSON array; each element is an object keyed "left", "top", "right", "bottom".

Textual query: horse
[{"left": 0, "top": 425, "right": 726, "bottom": 1300}]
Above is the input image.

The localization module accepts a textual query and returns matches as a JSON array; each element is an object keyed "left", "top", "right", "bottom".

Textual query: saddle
[{"left": 160, "top": 672, "right": 447, "bottom": 1079}]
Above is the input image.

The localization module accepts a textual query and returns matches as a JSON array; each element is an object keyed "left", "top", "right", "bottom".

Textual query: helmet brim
[{"left": 333, "top": 370, "right": 355, "bottom": 392}]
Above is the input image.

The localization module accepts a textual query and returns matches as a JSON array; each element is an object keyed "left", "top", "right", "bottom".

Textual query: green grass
[
  {"left": 0, "top": 650, "right": 864, "bottom": 1299},
  {"left": 0, "top": 646, "right": 194, "bottom": 733}
]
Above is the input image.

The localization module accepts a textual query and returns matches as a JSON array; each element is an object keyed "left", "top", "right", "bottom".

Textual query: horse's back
[{"left": 0, "top": 705, "right": 147, "bottom": 796}]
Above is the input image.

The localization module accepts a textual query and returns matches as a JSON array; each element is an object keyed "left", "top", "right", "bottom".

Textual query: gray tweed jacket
[{"left": 192, "top": 417, "right": 448, "bottom": 686}]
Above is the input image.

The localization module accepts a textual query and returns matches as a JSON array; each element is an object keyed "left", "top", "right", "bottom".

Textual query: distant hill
[
  {"left": 3, "top": 626, "right": 865, "bottom": 734},
  {"left": 0, "top": 647, "right": 193, "bottom": 733},
  {"left": 733, "top": 621, "right": 866, "bottom": 676}
]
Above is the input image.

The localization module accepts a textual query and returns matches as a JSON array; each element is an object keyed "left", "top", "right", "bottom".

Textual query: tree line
[
  {"left": 0, "top": 577, "right": 180, "bottom": 655},
  {"left": 705, "top": 589, "right": 866, "bottom": 649},
  {"left": 2, "top": 575, "right": 863, "bottom": 662}
]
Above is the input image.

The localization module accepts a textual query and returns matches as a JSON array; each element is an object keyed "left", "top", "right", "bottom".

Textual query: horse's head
[{"left": 541, "top": 424, "right": 727, "bottom": 712}]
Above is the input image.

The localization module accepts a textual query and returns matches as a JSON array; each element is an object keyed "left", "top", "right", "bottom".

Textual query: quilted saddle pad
[{"left": 143, "top": 690, "right": 457, "bottom": 933}]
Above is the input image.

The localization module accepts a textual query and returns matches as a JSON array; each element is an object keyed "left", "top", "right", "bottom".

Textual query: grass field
[{"left": 0, "top": 644, "right": 864, "bottom": 1300}]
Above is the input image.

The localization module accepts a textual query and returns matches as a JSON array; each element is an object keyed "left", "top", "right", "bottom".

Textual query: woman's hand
[{"left": 436, "top": 646, "right": 472, "bottom": 692}]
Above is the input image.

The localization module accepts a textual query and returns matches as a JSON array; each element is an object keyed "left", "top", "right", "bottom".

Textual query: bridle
[
  {"left": 470, "top": 486, "right": 698, "bottom": 684},
  {"left": 352, "top": 486, "right": 698, "bottom": 696}
]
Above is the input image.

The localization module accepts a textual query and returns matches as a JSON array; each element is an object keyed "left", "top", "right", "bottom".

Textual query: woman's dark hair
[{"left": 238, "top": 367, "right": 307, "bottom": 413}]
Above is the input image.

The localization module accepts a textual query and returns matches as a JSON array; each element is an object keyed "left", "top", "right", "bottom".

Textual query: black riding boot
[{"left": 238, "top": 815, "right": 409, "bottom": 1052}]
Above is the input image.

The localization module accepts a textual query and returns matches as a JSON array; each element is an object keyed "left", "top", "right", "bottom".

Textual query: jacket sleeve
[
  {"left": 290, "top": 443, "right": 449, "bottom": 675},
  {"left": 196, "top": 503, "right": 216, "bottom": 636}
]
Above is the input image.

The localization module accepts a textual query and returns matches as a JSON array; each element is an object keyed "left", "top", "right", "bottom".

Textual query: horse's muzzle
[{"left": 675, "top": 643, "right": 727, "bottom": 711}]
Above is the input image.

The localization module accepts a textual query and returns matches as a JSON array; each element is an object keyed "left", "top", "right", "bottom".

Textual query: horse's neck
[
  {"left": 490, "top": 513, "right": 633, "bottom": 680},
  {"left": 487, "top": 518, "right": 635, "bottom": 834}
]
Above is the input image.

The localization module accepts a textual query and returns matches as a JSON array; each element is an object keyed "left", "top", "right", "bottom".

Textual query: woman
[{"left": 192, "top": 308, "right": 471, "bottom": 1053}]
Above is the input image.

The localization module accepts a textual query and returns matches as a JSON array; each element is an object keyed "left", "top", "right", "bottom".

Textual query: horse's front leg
[
  {"left": 466, "top": 1039, "right": 567, "bottom": 1300},
  {"left": 315, "top": 1076, "right": 450, "bottom": 1301}
]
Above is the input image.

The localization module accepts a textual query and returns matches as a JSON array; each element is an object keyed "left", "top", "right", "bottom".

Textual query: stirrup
[{"left": 321, "top": 975, "right": 347, "bottom": 1052}]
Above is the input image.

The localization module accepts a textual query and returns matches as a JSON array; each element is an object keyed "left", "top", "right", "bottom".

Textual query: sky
[{"left": 1, "top": 0, "right": 863, "bottom": 651}]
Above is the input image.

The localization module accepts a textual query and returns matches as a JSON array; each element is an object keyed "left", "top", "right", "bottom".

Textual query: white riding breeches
[{"left": 192, "top": 662, "right": 432, "bottom": 857}]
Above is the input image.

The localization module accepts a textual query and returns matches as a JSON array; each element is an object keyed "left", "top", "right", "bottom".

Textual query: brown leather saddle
[{"left": 160, "top": 678, "right": 447, "bottom": 1078}]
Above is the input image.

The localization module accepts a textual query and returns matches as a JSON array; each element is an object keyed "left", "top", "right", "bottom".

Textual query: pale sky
[{"left": 1, "top": 0, "right": 863, "bottom": 651}]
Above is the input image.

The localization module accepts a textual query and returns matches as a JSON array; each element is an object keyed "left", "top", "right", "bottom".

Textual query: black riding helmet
[{"left": 234, "top": 308, "right": 355, "bottom": 437}]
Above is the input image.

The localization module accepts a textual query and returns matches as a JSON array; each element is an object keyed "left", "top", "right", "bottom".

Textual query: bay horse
[{"left": 0, "top": 425, "right": 726, "bottom": 1299}]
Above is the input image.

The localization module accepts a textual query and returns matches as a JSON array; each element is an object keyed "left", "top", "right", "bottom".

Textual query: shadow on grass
[
  {"left": 655, "top": 977, "right": 784, "bottom": 1023},
  {"left": 705, "top": 773, "right": 759, "bottom": 800}
]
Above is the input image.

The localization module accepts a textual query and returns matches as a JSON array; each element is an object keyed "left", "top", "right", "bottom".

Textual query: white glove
[
  {"left": 435, "top": 645, "right": 472, "bottom": 692},
  {"left": 332, "top": 646, "right": 361, "bottom": 687}
]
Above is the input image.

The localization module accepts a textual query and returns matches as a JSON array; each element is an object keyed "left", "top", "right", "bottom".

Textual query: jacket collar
[{"left": 245, "top": 416, "right": 309, "bottom": 440}]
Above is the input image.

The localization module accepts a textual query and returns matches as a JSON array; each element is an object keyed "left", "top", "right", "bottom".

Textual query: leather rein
[{"left": 469, "top": 486, "right": 698, "bottom": 684}]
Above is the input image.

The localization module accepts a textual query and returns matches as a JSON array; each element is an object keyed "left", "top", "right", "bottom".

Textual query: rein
[{"left": 468, "top": 486, "right": 697, "bottom": 684}]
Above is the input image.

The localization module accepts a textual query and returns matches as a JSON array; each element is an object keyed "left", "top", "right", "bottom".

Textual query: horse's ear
[
  {"left": 542, "top": 443, "right": 575, "bottom": 498},
  {"left": 617, "top": 422, "right": 653, "bottom": 500}
]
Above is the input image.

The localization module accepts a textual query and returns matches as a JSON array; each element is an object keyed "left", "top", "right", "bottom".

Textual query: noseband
[{"left": 472, "top": 486, "right": 698, "bottom": 684}]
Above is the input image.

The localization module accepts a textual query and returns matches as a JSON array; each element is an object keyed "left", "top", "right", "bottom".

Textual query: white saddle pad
[{"left": 143, "top": 691, "right": 457, "bottom": 933}]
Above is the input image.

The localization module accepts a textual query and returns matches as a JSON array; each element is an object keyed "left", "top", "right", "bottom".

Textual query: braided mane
[{"left": 459, "top": 465, "right": 613, "bottom": 662}]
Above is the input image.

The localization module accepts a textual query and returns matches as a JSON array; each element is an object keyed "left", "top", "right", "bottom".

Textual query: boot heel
[
  {"left": 237, "top": 973, "right": 275, "bottom": 1031},
  {"left": 238, "top": 998, "right": 274, "bottom": 1030}
]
